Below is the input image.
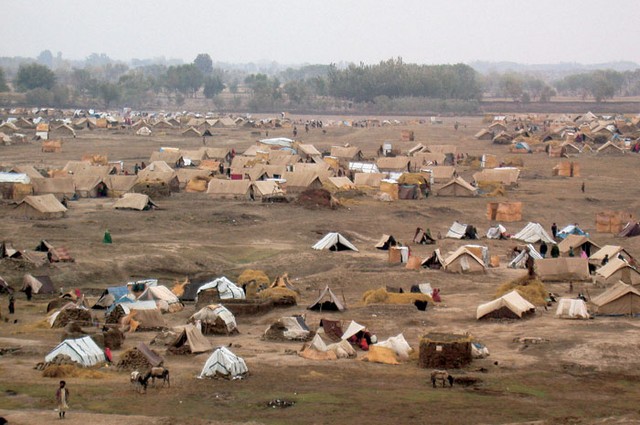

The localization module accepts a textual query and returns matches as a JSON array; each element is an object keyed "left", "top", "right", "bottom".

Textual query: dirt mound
[{"left": 296, "top": 189, "right": 340, "bottom": 209}]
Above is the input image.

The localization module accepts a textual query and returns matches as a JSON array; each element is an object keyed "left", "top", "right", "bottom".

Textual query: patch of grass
[{"left": 504, "top": 383, "right": 548, "bottom": 398}]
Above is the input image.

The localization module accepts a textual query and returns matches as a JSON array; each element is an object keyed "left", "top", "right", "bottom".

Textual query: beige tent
[
  {"left": 113, "top": 193, "right": 157, "bottom": 211},
  {"left": 552, "top": 161, "right": 580, "bottom": 177},
  {"left": 473, "top": 167, "right": 520, "bottom": 186},
  {"left": 73, "top": 174, "right": 108, "bottom": 198},
  {"left": 557, "top": 235, "right": 600, "bottom": 256},
  {"left": 282, "top": 171, "right": 322, "bottom": 193},
  {"left": 436, "top": 177, "right": 477, "bottom": 197},
  {"left": 189, "top": 304, "right": 238, "bottom": 335},
  {"left": 168, "top": 324, "right": 212, "bottom": 354},
  {"left": 252, "top": 181, "right": 285, "bottom": 200},
  {"left": 354, "top": 173, "right": 384, "bottom": 189},
  {"left": 376, "top": 156, "right": 411, "bottom": 172},
  {"left": 477, "top": 290, "right": 535, "bottom": 320},
  {"left": 327, "top": 177, "right": 356, "bottom": 191},
  {"left": 122, "top": 308, "right": 167, "bottom": 331},
  {"left": 13, "top": 194, "right": 67, "bottom": 219},
  {"left": 330, "top": 146, "right": 363, "bottom": 160},
  {"left": 596, "top": 141, "right": 625, "bottom": 155},
  {"left": 591, "top": 282, "right": 640, "bottom": 316},
  {"left": 596, "top": 258, "right": 640, "bottom": 286},
  {"left": 590, "top": 245, "right": 630, "bottom": 264},
  {"left": 443, "top": 247, "right": 486, "bottom": 274},
  {"left": 31, "top": 177, "right": 75, "bottom": 201},
  {"left": 536, "top": 258, "right": 590, "bottom": 281},
  {"left": 207, "top": 179, "right": 252, "bottom": 199},
  {"left": 105, "top": 175, "right": 137, "bottom": 197},
  {"left": 426, "top": 166, "right": 456, "bottom": 183}
]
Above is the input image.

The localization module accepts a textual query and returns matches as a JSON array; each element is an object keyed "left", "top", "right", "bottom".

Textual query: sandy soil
[{"left": 2, "top": 115, "right": 640, "bottom": 424}]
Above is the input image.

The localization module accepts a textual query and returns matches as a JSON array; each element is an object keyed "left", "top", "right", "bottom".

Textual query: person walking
[
  {"left": 56, "top": 380, "right": 69, "bottom": 419},
  {"left": 581, "top": 182, "right": 585, "bottom": 193},
  {"left": 551, "top": 223, "right": 558, "bottom": 239},
  {"left": 539, "top": 241, "right": 548, "bottom": 258},
  {"left": 8, "top": 296, "right": 14, "bottom": 315}
]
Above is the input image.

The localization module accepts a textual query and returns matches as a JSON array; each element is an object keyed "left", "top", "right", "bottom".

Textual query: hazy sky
[{"left": 3, "top": 0, "right": 640, "bottom": 65}]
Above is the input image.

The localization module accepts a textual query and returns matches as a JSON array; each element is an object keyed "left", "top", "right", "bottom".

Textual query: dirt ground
[{"left": 2, "top": 115, "right": 640, "bottom": 425}]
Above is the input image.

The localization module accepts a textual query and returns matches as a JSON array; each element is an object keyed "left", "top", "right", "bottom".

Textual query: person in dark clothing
[
  {"left": 581, "top": 182, "right": 585, "bottom": 193},
  {"left": 539, "top": 241, "right": 548, "bottom": 258},
  {"left": 8, "top": 296, "right": 14, "bottom": 314},
  {"left": 551, "top": 223, "right": 558, "bottom": 239},
  {"left": 601, "top": 254, "right": 609, "bottom": 266},
  {"left": 568, "top": 247, "right": 575, "bottom": 257},
  {"left": 25, "top": 285, "right": 32, "bottom": 301},
  {"left": 550, "top": 244, "right": 560, "bottom": 258}
]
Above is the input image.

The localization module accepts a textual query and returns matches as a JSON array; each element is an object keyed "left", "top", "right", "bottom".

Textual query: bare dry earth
[{"left": 2, "top": 116, "right": 640, "bottom": 424}]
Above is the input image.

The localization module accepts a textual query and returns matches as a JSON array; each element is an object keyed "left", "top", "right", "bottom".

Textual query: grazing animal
[
  {"left": 431, "top": 370, "right": 454, "bottom": 388},
  {"left": 130, "top": 370, "right": 140, "bottom": 387},
  {"left": 134, "top": 371, "right": 152, "bottom": 394},
  {"left": 150, "top": 367, "right": 170, "bottom": 388}
]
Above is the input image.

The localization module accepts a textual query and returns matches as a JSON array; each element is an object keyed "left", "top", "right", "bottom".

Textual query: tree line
[{"left": 0, "top": 52, "right": 639, "bottom": 112}]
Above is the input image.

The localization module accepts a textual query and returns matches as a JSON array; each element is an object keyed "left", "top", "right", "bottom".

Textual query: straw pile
[
  {"left": 117, "top": 346, "right": 162, "bottom": 371},
  {"left": 238, "top": 269, "right": 270, "bottom": 298},
  {"left": 418, "top": 332, "right": 472, "bottom": 369},
  {"left": 495, "top": 275, "right": 548, "bottom": 306},
  {"left": 362, "top": 288, "right": 432, "bottom": 305},
  {"left": 42, "top": 364, "right": 107, "bottom": 379},
  {"left": 52, "top": 309, "right": 93, "bottom": 328},
  {"left": 257, "top": 287, "right": 298, "bottom": 307}
]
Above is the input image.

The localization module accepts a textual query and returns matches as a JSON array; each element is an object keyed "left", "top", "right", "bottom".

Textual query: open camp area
[{"left": 2, "top": 111, "right": 640, "bottom": 425}]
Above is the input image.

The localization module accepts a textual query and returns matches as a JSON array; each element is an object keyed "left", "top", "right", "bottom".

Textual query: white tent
[
  {"left": 190, "top": 304, "right": 238, "bottom": 334},
  {"left": 555, "top": 298, "right": 590, "bottom": 319},
  {"left": 376, "top": 334, "right": 412, "bottom": 360},
  {"left": 198, "top": 347, "right": 248, "bottom": 379},
  {"left": 341, "top": 320, "right": 366, "bottom": 340},
  {"left": 196, "top": 277, "right": 245, "bottom": 300},
  {"left": 513, "top": 222, "right": 556, "bottom": 244},
  {"left": 508, "top": 244, "right": 543, "bottom": 268},
  {"left": 45, "top": 336, "right": 105, "bottom": 367},
  {"left": 477, "top": 290, "right": 536, "bottom": 320},
  {"left": 312, "top": 232, "right": 358, "bottom": 251},
  {"left": 445, "top": 221, "right": 469, "bottom": 239},
  {"left": 486, "top": 224, "right": 506, "bottom": 239},
  {"left": 138, "top": 285, "right": 182, "bottom": 312}
]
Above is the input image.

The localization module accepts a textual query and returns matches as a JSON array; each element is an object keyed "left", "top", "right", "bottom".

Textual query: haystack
[
  {"left": 362, "top": 288, "right": 432, "bottom": 306},
  {"left": 418, "top": 332, "right": 472, "bottom": 369},
  {"left": 495, "top": 275, "right": 548, "bottom": 306},
  {"left": 257, "top": 287, "right": 298, "bottom": 307},
  {"left": 51, "top": 308, "right": 92, "bottom": 328},
  {"left": 117, "top": 344, "right": 164, "bottom": 371},
  {"left": 237, "top": 269, "right": 270, "bottom": 298}
]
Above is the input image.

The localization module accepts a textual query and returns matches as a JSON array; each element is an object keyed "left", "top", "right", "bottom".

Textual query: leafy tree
[
  {"left": 283, "top": 79, "right": 309, "bottom": 104},
  {"left": 194, "top": 53, "right": 213, "bottom": 75},
  {"left": 203, "top": 74, "right": 224, "bottom": 99},
  {"left": 500, "top": 73, "right": 523, "bottom": 101},
  {"left": 51, "top": 85, "right": 70, "bottom": 106},
  {"left": 118, "top": 72, "right": 156, "bottom": 107},
  {"left": 37, "top": 50, "right": 54, "bottom": 68},
  {"left": 25, "top": 87, "right": 53, "bottom": 105},
  {"left": 0, "top": 68, "right": 9, "bottom": 92},
  {"left": 164, "top": 64, "right": 203, "bottom": 96},
  {"left": 15, "top": 63, "right": 56, "bottom": 92},
  {"left": 98, "top": 82, "right": 121, "bottom": 107}
]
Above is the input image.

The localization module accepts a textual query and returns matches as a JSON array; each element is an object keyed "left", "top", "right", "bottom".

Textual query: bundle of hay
[
  {"left": 296, "top": 189, "right": 340, "bottom": 210},
  {"left": 35, "top": 354, "right": 76, "bottom": 370},
  {"left": 495, "top": 275, "right": 548, "bottom": 306},
  {"left": 42, "top": 364, "right": 106, "bottom": 379},
  {"left": 52, "top": 309, "right": 92, "bottom": 328},
  {"left": 418, "top": 332, "right": 472, "bottom": 369},
  {"left": 257, "top": 287, "right": 298, "bottom": 307},
  {"left": 102, "top": 327, "right": 125, "bottom": 350},
  {"left": 117, "top": 346, "right": 162, "bottom": 371},
  {"left": 362, "top": 288, "right": 432, "bottom": 305},
  {"left": 237, "top": 270, "right": 270, "bottom": 298},
  {"left": 502, "top": 156, "right": 525, "bottom": 167}
]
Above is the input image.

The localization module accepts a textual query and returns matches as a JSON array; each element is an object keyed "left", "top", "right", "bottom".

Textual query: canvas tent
[
  {"left": 437, "top": 177, "right": 477, "bottom": 197},
  {"left": 374, "top": 234, "right": 397, "bottom": 250},
  {"left": 189, "top": 304, "right": 238, "bottom": 335},
  {"left": 196, "top": 277, "right": 245, "bottom": 300},
  {"left": 590, "top": 245, "right": 631, "bottom": 264},
  {"left": 556, "top": 224, "right": 588, "bottom": 239},
  {"left": 619, "top": 222, "right": 640, "bottom": 238},
  {"left": 137, "top": 285, "right": 183, "bottom": 313},
  {"left": 445, "top": 221, "right": 478, "bottom": 239},
  {"left": 596, "top": 258, "right": 640, "bottom": 286},
  {"left": 508, "top": 244, "right": 542, "bottom": 269},
  {"left": 299, "top": 334, "right": 356, "bottom": 360},
  {"left": 308, "top": 286, "right": 345, "bottom": 311},
  {"left": 312, "top": 233, "right": 358, "bottom": 251},
  {"left": 557, "top": 234, "right": 599, "bottom": 257},
  {"left": 591, "top": 282, "right": 640, "bottom": 316},
  {"left": 376, "top": 333, "right": 413, "bottom": 361},
  {"left": 93, "top": 286, "right": 129, "bottom": 309},
  {"left": 413, "top": 228, "right": 436, "bottom": 244},
  {"left": 421, "top": 249, "right": 444, "bottom": 269},
  {"left": 198, "top": 347, "right": 248, "bottom": 379},
  {"left": 443, "top": 246, "right": 486, "bottom": 274},
  {"left": 473, "top": 167, "right": 520, "bottom": 186},
  {"left": 21, "top": 274, "right": 55, "bottom": 294},
  {"left": 45, "top": 336, "right": 105, "bottom": 367},
  {"left": 486, "top": 224, "right": 507, "bottom": 240},
  {"left": 513, "top": 222, "right": 555, "bottom": 244},
  {"left": 536, "top": 258, "right": 590, "bottom": 281},
  {"left": 13, "top": 194, "right": 67, "bottom": 219},
  {"left": 555, "top": 298, "right": 590, "bottom": 319},
  {"left": 113, "top": 193, "right": 158, "bottom": 211},
  {"left": 168, "top": 324, "right": 212, "bottom": 354},
  {"left": 477, "top": 290, "right": 536, "bottom": 320},
  {"left": 264, "top": 315, "right": 311, "bottom": 341}
]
